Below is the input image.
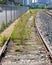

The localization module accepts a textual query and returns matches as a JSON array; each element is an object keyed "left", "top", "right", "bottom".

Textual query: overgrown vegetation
[
  {"left": 0, "top": 20, "right": 12, "bottom": 33},
  {"left": 0, "top": 35, "right": 7, "bottom": 47},
  {"left": 0, "top": 0, "right": 6, "bottom": 4},
  {"left": 11, "top": 12, "right": 31, "bottom": 44},
  {"left": 0, "top": 9, "right": 38, "bottom": 49},
  {"left": 11, "top": 9, "right": 39, "bottom": 52},
  {"left": 0, "top": 20, "right": 12, "bottom": 47}
]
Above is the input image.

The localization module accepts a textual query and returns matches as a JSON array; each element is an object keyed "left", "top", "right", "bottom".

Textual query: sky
[
  {"left": 35, "top": 0, "right": 37, "bottom": 2},
  {"left": 32, "top": 0, "right": 37, "bottom": 3},
  {"left": 32, "top": 0, "right": 34, "bottom": 3}
]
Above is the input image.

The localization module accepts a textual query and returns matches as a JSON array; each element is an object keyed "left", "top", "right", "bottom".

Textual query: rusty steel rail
[
  {"left": 0, "top": 10, "right": 30, "bottom": 62},
  {"left": 45, "top": 10, "right": 52, "bottom": 16},
  {"left": 0, "top": 33, "right": 12, "bottom": 61}
]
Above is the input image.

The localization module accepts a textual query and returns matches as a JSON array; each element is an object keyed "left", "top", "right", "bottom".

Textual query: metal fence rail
[{"left": 0, "top": 4, "right": 29, "bottom": 28}]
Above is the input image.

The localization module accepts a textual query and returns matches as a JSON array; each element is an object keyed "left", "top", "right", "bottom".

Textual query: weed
[
  {"left": 0, "top": 20, "right": 12, "bottom": 33},
  {"left": 11, "top": 9, "right": 39, "bottom": 45},
  {"left": 0, "top": 35, "right": 7, "bottom": 47}
]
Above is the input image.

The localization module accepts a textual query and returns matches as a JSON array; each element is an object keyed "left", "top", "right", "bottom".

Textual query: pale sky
[
  {"left": 35, "top": 0, "right": 37, "bottom": 2},
  {"left": 32, "top": 0, "right": 37, "bottom": 3},
  {"left": 27, "top": 0, "right": 29, "bottom": 5},
  {"left": 32, "top": 0, "right": 34, "bottom": 3}
]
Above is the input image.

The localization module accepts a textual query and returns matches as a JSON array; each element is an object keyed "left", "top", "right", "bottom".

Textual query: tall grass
[{"left": 0, "top": 35, "right": 7, "bottom": 47}]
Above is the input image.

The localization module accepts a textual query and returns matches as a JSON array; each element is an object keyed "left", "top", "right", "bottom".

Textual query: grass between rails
[
  {"left": 0, "top": 20, "right": 12, "bottom": 47},
  {"left": 11, "top": 12, "right": 31, "bottom": 44},
  {"left": 0, "top": 9, "right": 39, "bottom": 49},
  {"left": 11, "top": 9, "right": 39, "bottom": 52}
]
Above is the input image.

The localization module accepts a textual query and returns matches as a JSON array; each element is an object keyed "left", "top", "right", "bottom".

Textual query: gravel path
[{"left": 1, "top": 16, "right": 51, "bottom": 65}]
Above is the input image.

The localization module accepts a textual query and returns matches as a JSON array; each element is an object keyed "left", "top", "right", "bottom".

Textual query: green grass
[
  {"left": 0, "top": 20, "right": 12, "bottom": 47},
  {"left": 14, "top": 45, "right": 23, "bottom": 52},
  {"left": 11, "top": 11, "right": 31, "bottom": 44},
  {"left": 11, "top": 9, "right": 39, "bottom": 51},
  {"left": 0, "top": 35, "right": 7, "bottom": 47},
  {"left": 0, "top": 20, "right": 12, "bottom": 33},
  {"left": 0, "top": 9, "right": 39, "bottom": 48},
  {"left": 11, "top": 9, "right": 39, "bottom": 43}
]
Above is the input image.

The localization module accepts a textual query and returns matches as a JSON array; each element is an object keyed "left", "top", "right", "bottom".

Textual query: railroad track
[
  {"left": 44, "top": 10, "right": 52, "bottom": 57},
  {"left": 0, "top": 10, "right": 29, "bottom": 62},
  {"left": 36, "top": 10, "right": 52, "bottom": 62},
  {"left": 45, "top": 10, "right": 52, "bottom": 16},
  {"left": 45, "top": 10, "right": 52, "bottom": 59},
  {"left": 0, "top": 16, "right": 51, "bottom": 65}
]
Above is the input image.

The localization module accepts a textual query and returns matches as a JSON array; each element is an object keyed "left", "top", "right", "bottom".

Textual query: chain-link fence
[{"left": 0, "top": 4, "right": 29, "bottom": 28}]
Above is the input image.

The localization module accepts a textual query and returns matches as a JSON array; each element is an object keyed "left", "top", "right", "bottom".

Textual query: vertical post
[
  {"left": 16, "top": 6, "right": 17, "bottom": 19},
  {"left": 14, "top": 6, "right": 15, "bottom": 21},
  {"left": 11, "top": 2, "right": 12, "bottom": 22},
  {"left": 15, "top": 6, "right": 16, "bottom": 19},
  {"left": 5, "top": 2, "right": 7, "bottom": 24}
]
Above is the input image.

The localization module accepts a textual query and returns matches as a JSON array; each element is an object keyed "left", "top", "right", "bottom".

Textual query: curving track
[
  {"left": 36, "top": 10, "right": 52, "bottom": 60},
  {"left": 0, "top": 15, "right": 51, "bottom": 65}
]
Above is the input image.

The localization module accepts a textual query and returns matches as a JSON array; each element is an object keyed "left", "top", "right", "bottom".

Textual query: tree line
[{"left": 0, "top": 0, "right": 14, "bottom": 4}]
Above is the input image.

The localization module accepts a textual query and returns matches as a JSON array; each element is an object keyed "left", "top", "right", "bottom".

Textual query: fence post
[
  {"left": 11, "top": 2, "right": 12, "bottom": 22},
  {"left": 14, "top": 6, "right": 15, "bottom": 21},
  {"left": 5, "top": 5, "right": 7, "bottom": 24}
]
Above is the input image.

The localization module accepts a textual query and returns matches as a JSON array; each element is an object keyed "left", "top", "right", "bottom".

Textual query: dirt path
[{"left": 1, "top": 16, "right": 51, "bottom": 65}]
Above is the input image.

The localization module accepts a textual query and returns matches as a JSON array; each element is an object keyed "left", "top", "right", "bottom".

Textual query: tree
[{"left": 0, "top": 0, "right": 6, "bottom": 4}]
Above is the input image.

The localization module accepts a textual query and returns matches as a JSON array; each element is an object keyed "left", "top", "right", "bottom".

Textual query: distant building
[
  {"left": 14, "top": 0, "right": 20, "bottom": 4},
  {"left": 22, "top": 0, "right": 32, "bottom": 6},
  {"left": 37, "top": 0, "right": 49, "bottom": 4},
  {"left": 22, "top": 0, "right": 27, "bottom": 5},
  {"left": 14, "top": 0, "right": 19, "bottom": 3},
  {"left": 10, "top": 0, "right": 33, "bottom": 6}
]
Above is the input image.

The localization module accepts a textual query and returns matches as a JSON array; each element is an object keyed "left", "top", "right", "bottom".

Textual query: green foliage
[
  {"left": 11, "top": 12, "right": 31, "bottom": 45},
  {"left": 11, "top": 9, "right": 39, "bottom": 52},
  {"left": 0, "top": 0, "right": 6, "bottom": 4},
  {"left": 0, "top": 20, "right": 12, "bottom": 33},
  {"left": 0, "top": 22, "right": 7, "bottom": 32},
  {"left": 41, "top": 6, "right": 47, "bottom": 9},
  {"left": 14, "top": 45, "right": 22, "bottom": 52},
  {"left": 0, "top": 35, "right": 7, "bottom": 47},
  {"left": 20, "top": 4, "right": 23, "bottom": 6},
  {"left": 11, "top": 9, "right": 38, "bottom": 46}
]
